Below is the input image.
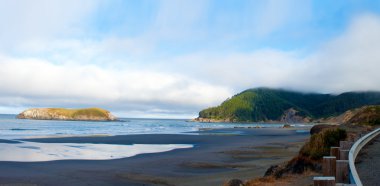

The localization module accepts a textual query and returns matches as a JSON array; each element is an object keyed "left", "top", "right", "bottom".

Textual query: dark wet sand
[{"left": 0, "top": 128, "right": 309, "bottom": 186}]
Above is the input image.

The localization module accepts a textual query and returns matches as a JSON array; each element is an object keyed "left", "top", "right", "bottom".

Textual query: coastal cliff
[
  {"left": 196, "top": 88, "right": 380, "bottom": 123},
  {"left": 193, "top": 108, "right": 311, "bottom": 123},
  {"left": 17, "top": 108, "right": 117, "bottom": 121}
]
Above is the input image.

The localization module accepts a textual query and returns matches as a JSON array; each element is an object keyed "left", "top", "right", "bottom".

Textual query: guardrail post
[
  {"left": 313, "top": 176, "right": 335, "bottom": 186},
  {"left": 323, "top": 156, "right": 336, "bottom": 176},
  {"left": 336, "top": 160, "right": 349, "bottom": 183},
  {"left": 340, "top": 141, "right": 353, "bottom": 150},
  {"left": 330, "top": 147, "right": 340, "bottom": 160},
  {"left": 340, "top": 150, "right": 349, "bottom": 160}
]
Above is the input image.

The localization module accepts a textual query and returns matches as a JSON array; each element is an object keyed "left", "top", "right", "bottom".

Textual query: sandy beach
[{"left": 0, "top": 128, "right": 309, "bottom": 186}]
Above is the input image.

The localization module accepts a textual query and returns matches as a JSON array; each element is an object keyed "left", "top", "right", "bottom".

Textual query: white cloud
[
  {"left": 163, "top": 14, "right": 380, "bottom": 94},
  {"left": 0, "top": 55, "right": 231, "bottom": 117},
  {"left": 0, "top": 0, "right": 98, "bottom": 51},
  {"left": 164, "top": 49, "right": 303, "bottom": 89},
  {"left": 309, "top": 15, "right": 380, "bottom": 92}
]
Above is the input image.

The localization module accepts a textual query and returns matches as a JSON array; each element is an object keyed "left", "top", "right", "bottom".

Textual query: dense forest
[{"left": 198, "top": 88, "right": 380, "bottom": 122}]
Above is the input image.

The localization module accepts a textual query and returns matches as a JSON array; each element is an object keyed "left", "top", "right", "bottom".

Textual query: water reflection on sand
[{"left": 0, "top": 141, "right": 192, "bottom": 162}]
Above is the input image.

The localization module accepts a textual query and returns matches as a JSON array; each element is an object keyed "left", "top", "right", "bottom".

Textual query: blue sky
[
  {"left": 0, "top": 0, "right": 380, "bottom": 118},
  {"left": 86, "top": 0, "right": 380, "bottom": 52}
]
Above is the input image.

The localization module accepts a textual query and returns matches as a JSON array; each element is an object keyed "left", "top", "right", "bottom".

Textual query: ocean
[
  {"left": 0, "top": 114, "right": 305, "bottom": 139},
  {"left": 0, "top": 114, "right": 309, "bottom": 161}
]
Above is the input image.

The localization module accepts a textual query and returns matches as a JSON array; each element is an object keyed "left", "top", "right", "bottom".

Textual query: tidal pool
[{"left": 0, "top": 141, "right": 192, "bottom": 162}]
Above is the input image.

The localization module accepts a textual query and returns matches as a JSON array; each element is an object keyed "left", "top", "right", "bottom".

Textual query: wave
[{"left": 10, "top": 128, "right": 39, "bottom": 131}]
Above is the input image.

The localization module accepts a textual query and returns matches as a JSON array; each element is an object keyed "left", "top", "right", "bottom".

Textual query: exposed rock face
[
  {"left": 280, "top": 108, "right": 311, "bottom": 123},
  {"left": 17, "top": 108, "right": 117, "bottom": 121},
  {"left": 316, "top": 109, "right": 357, "bottom": 124}
]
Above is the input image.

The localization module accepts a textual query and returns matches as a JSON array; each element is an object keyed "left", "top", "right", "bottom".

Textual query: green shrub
[{"left": 300, "top": 128, "right": 347, "bottom": 159}]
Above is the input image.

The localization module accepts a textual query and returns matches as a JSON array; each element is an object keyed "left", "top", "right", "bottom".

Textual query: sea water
[
  {"left": 0, "top": 141, "right": 192, "bottom": 162},
  {"left": 0, "top": 114, "right": 304, "bottom": 139},
  {"left": 0, "top": 114, "right": 307, "bottom": 161}
]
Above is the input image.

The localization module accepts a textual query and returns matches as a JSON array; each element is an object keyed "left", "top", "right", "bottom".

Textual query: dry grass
[
  {"left": 348, "top": 105, "right": 380, "bottom": 125},
  {"left": 46, "top": 108, "right": 109, "bottom": 118},
  {"left": 245, "top": 171, "right": 317, "bottom": 186}
]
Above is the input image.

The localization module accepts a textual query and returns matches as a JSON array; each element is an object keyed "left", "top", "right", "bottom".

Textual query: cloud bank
[
  {"left": 167, "top": 14, "right": 380, "bottom": 94},
  {"left": 0, "top": 55, "right": 231, "bottom": 117},
  {"left": 0, "top": 1, "right": 380, "bottom": 118}
]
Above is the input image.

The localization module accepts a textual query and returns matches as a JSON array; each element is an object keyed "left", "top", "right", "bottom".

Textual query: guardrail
[
  {"left": 349, "top": 127, "right": 380, "bottom": 186},
  {"left": 314, "top": 127, "right": 380, "bottom": 186}
]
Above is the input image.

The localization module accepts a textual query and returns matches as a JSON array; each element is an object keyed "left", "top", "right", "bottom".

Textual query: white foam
[{"left": 0, "top": 141, "right": 192, "bottom": 162}]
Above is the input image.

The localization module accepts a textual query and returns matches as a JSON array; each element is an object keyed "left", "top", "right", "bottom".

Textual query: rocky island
[{"left": 17, "top": 108, "right": 117, "bottom": 121}]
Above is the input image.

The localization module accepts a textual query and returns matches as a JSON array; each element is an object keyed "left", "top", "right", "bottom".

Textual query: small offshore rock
[{"left": 223, "top": 179, "right": 245, "bottom": 186}]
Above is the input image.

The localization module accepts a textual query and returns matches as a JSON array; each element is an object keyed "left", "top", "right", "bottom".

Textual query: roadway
[{"left": 355, "top": 135, "right": 380, "bottom": 186}]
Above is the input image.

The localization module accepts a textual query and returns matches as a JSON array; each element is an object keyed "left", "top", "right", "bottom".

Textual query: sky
[{"left": 1, "top": 0, "right": 380, "bottom": 118}]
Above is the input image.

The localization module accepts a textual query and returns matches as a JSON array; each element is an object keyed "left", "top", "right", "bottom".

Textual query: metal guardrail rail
[{"left": 349, "top": 128, "right": 380, "bottom": 186}]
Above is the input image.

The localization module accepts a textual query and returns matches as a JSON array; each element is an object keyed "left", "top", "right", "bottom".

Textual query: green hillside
[{"left": 198, "top": 88, "right": 380, "bottom": 122}]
